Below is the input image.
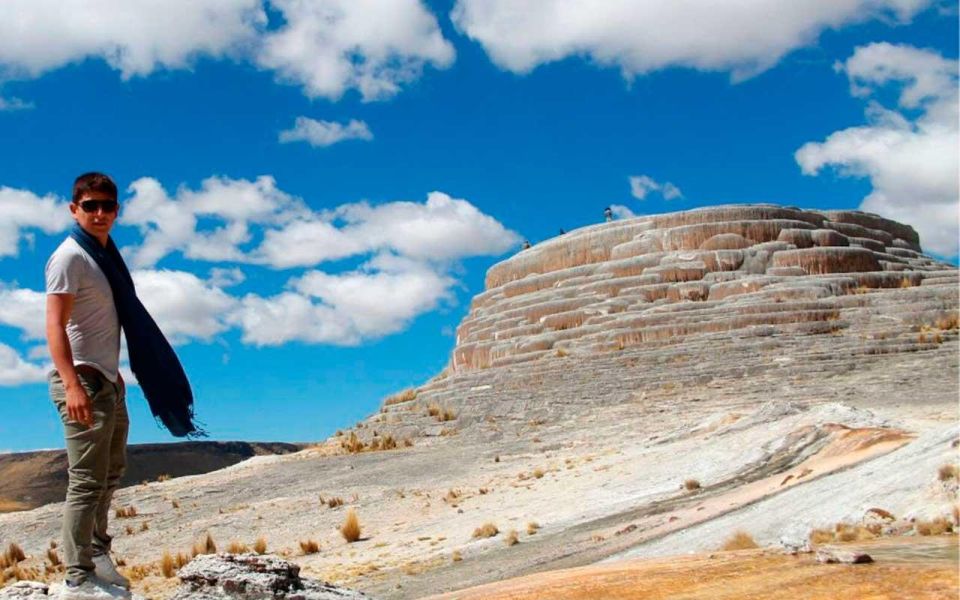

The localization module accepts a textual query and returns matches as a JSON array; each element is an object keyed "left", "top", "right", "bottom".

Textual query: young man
[{"left": 46, "top": 172, "right": 131, "bottom": 598}]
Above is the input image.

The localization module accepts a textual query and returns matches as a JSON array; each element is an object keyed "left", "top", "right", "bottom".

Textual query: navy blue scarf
[{"left": 70, "top": 225, "right": 202, "bottom": 437}]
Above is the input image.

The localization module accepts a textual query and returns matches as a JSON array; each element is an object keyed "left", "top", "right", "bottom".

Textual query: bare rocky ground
[{"left": 1, "top": 207, "right": 957, "bottom": 599}]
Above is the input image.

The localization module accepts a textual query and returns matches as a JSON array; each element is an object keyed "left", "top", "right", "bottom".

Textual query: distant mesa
[
  {"left": 451, "top": 205, "right": 956, "bottom": 371},
  {"left": 0, "top": 441, "right": 303, "bottom": 513}
]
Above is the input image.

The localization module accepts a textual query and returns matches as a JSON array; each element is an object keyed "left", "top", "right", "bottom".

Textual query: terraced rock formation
[{"left": 453, "top": 205, "right": 953, "bottom": 371}]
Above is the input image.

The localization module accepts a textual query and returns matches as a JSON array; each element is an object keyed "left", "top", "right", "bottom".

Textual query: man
[{"left": 46, "top": 172, "right": 131, "bottom": 598}]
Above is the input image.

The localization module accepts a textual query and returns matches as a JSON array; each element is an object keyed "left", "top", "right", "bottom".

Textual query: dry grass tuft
[
  {"left": 299, "top": 539, "right": 320, "bottom": 555},
  {"left": 938, "top": 464, "right": 958, "bottom": 481},
  {"left": 253, "top": 537, "right": 267, "bottom": 554},
  {"left": 720, "top": 531, "right": 759, "bottom": 551},
  {"left": 472, "top": 523, "right": 499, "bottom": 539},
  {"left": 115, "top": 505, "right": 138, "bottom": 518},
  {"left": 156, "top": 473, "right": 171, "bottom": 482},
  {"left": 340, "top": 509, "right": 362, "bottom": 543},
  {"left": 526, "top": 522, "right": 540, "bottom": 535},
  {"left": 451, "top": 550, "right": 462, "bottom": 562},
  {"left": 532, "top": 468, "right": 545, "bottom": 479},
  {"left": 504, "top": 530, "right": 519, "bottom": 546},
  {"left": 341, "top": 432, "right": 366, "bottom": 454},
  {"left": 915, "top": 517, "right": 953, "bottom": 536},
  {"left": 160, "top": 552, "right": 176, "bottom": 578},
  {"left": 683, "top": 479, "right": 701, "bottom": 491},
  {"left": 171, "top": 498, "right": 180, "bottom": 509},
  {"left": 441, "top": 408, "right": 457, "bottom": 422},
  {"left": 192, "top": 533, "right": 217, "bottom": 557},
  {"left": 935, "top": 314, "right": 959, "bottom": 330},
  {"left": 384, "top": 388, "right": 418, "bottom": 407},
  {"left": 555, "top": 347, "right": 569, "bottom": 357},
  {"left": 140, "top": 521, "right": 150, "bottom": 532},
  {"left": 125, "top": 525, "right": 134, "bottom": 535},
  {"left": 227, "top": 541, "right": 249, "bottom": 554},
  {"left": 835, "top": 523, "right": 877, "bottom": 542},
  {"left": 158, "top": 551, "right": 189, "bottom": 578},
  {"left": 427, "top": 404, "right": 441, "bottom": 418},
  {"left": 3, "top": 542, "right": 26, "bottom": 568},
  {"left": 46, "top": 547, "right": 61, "bottom": 566},
  {"left": 326, "top": 496, "right": 344, "bottom": 509}
]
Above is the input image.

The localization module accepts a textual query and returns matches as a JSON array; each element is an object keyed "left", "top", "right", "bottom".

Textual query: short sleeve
[{"left": 46, "top": 248, "right": 85, "bottom": 295}]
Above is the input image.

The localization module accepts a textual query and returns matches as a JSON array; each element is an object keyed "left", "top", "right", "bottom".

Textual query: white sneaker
[
  {"left": 93, "top": 554, "right": 131, "bottom": 589},
  {"left": 56, "top": 578, "right": 129, "bottom": 600}
]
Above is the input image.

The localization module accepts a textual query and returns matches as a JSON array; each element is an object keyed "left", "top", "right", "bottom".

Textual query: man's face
[{"left": 70, "top": 190, "right": 119, "bottom": 239}]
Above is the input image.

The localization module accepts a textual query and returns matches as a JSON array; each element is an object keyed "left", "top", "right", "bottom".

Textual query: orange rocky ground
[{"left": 429, "top": 536, "right": 958, "bottom": 600}]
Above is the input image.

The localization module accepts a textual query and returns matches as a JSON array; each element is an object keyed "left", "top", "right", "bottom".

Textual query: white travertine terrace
[{"left": 451, "top": 205, "right": 954, "bottom": 372}]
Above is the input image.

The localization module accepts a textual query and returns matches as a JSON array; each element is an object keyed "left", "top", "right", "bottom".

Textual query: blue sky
[{"left": 0, "top": 1, "right": 956, "bottom": 451}]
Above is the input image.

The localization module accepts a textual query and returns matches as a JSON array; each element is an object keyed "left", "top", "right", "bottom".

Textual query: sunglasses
[{"left": 77, "top": 199, "right": 119, "bottom": 214}]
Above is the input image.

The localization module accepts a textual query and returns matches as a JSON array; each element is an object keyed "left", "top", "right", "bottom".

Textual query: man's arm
[{"left": 46, "top": 293, "right": 93, "bottom": 427}]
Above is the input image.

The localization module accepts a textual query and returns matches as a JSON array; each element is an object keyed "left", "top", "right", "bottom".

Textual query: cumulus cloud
[
  {"left": 278, "top": 117, "right": 373, "bottom": 147},
  {"left": 451, "top": 0, "right": 931, "bottom": 81},
  {"left": 123, "top": 175, "right": 309, "bottom": 268},
  {"left": 0, "top": 187, "right": 72, "bottom": 258},
  {"left": 0, "top": 287, "right": 46, "bottom": 340},
  {"left": 123, "top": 176, "right": 520, "bottom": 269},
  {"left": 232, "top": 254, "right": 455, "bottom": 346},
  {"left": 796, "top": 43, "right": 958, "bottom": 257},
  {"left": 0, "top": 96, "right": 32, "bottom": 111},
  {"left": 132, "top": 270, "right": 238, "bottom": 343},
  {"left": 0, "top": 1, "right": 454, "bottom": 102},
  {"left": 629, "top": 175, "right": 683, "bottom": 201},
  {"left": 609, "top": 204, "right": 637, "bottom": 220},
  {"left": 0, "top": 342, "right": 47, "bottom": 386},
  {"left": 258, "top": 0, "right": 455, "bottom": 101},
  {"left": 253, "top": 191, "right": 522, "bottom": 268},
  {"left": 0, "top": 0, "right": 265, "bottom": 80}
]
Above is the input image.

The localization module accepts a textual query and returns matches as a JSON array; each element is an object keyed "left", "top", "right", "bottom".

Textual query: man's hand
[{"left": 65, "top": 383, "right": 93, "bottom": 427}]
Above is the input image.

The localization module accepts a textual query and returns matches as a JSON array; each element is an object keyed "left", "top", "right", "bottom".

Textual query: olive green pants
[{"left": 49, "top": 369, "right": 128, "bottom": 585}]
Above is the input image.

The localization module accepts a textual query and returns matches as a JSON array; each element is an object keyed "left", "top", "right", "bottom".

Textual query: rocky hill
[
  {"left": 0, "top": 442, "right": 303, "bottom": 513},
  {"left": 0, "top": 205, "right": 956, "bottom": 599}
]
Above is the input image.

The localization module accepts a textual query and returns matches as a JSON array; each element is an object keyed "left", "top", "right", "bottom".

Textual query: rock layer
[{"left": 450, "top": 205, "right": 953, "bottom": 371}]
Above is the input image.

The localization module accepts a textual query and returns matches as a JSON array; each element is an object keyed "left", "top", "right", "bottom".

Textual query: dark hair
[{"left": 72, "top": 172, "right": 117, "bottom": 202}]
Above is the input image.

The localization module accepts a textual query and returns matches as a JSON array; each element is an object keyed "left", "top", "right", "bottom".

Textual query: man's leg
[
  {"left": 92, "top": 379, "right": 127, "bottom": 557},
  {"left": 50, "top": 371, "right": 117, "bottom": 585}
]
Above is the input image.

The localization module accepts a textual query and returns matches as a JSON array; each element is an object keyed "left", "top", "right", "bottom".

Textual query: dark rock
[
  {"left": 171, "top": 554, "right": 372, "bottom": 600},
  {"left": 815, "top": 548, "right": 874, "bottom": 564}
]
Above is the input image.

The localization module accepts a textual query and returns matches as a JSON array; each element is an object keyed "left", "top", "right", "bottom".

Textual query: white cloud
[
  {"left": 257, "top": 0, "right": 455, "bottom": 101},
  {"left": 796, "top": 43, "right": 958, "bottom": 257},
  {"left": 254, "top": 191, "right": 522, "bottom": 268},
  {"left": 123, "top": 175, "right": 309, "bottom": 268},
  {"left": 132, "top": 270, "right": 238, "bottom": 343},
  {"left": 279, "top": 117, "right": 373, "bottom": 147},
  {"left": 0, "top": 96, "right": 32, "bottom": 111},
  {"left": 629, "top": 175, "right": 683, "bottom": 201},
  {"left": 0, "top": 287, "right": 46, "bottom": 340},
  {"left": 0, "top": 342, "right": 47, "bottom": 386},
  {"left": 0, "top": 1, "right": 454, "bottom": 103},
  {"left": 0, "top": 0, "right": 265, "bottom": 80},
  {"left": 208, "top": 267, "right": 246, "bottom": 288},
  {"left": 0, "top": 187, "right": 73, "bottom": 258},
  {"left": 451, "top": 0, "right": 931, "bottom": 81},
  {"left": 230, "top": 254, "right": 455, "bottom": 346},
  {"left": 609, "top": 204, "right": 637, "bottom": 220}
]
